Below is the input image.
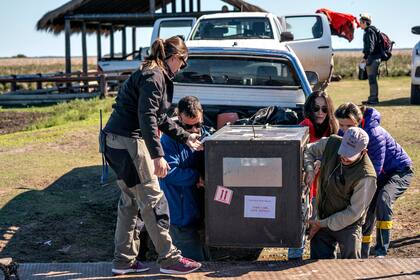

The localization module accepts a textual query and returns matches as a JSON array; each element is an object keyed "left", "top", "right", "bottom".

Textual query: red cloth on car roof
[{"left": 316, "top": 8, "right": 359, "bottom": 42}]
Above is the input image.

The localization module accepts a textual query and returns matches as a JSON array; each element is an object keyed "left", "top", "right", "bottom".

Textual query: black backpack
[
  {"left": 234, "top": 106, "right": 298, "bottom": 126},
  {"left": 376, "top": 30, "right": 394, "bottom": 61}
]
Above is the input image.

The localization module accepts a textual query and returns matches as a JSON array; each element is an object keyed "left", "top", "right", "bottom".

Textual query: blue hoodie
[
  {"left": 362, "top": 107, "right": 412, "bottom": 179},
  {"left": 159, "top": 127, "right": 210, "bottom": 227}
]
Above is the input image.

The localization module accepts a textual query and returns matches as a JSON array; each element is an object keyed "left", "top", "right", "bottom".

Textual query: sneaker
[
  {"left": 160, "top": 257, "right": 202, "bottom": 275},
  {"left": 112, "top": 260, "right": 150, "bottom": 275}
]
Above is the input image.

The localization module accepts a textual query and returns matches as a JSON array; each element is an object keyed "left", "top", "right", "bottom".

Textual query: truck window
[
  {"left": 191, "top": 18, "right": 274, "bottom": 40},
  {"left": 174, "top": 57, "right": 298, "bottom": 87},
  {"left": 158, "top": 20, "right": 194, "bottom": 40},
  {"left": 285, "top": 16, "right": 323, "bottom": 40}
]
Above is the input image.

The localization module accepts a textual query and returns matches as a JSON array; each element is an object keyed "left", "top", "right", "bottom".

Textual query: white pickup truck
[
  {"left": 171, "top": 46, "right": 316, "bottom": 127},
  {"left": 186, "top": 12, "right": 333, "bottom": 83},
  {"left": 98, "top": 12, "right": 333, "bottom": 83}
]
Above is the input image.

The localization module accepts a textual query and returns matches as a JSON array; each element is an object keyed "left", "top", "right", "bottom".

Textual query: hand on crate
[
  {"left": 314, "top": 160, "right": 321, "bottom": 174},
  {"left": 196, "top": 176, "right": 205, "bottom": 188},
  {"left": 308, "top": 220, "right": 321, "bottom": 240},
  {"left": 186, "top": 133, "right": 203, "bottom": 151},
  {"left": 305, "top": 170, "right": 315, "bottom": 187}
]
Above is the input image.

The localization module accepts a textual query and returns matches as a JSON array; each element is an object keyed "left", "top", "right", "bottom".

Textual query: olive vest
[{"left": 317, "top": 135, "right": 376, "bottom": 221}]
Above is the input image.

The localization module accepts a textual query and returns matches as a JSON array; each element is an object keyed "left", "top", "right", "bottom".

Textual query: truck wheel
[{"left": 411, "top": 84, "right": 420, "bottom": 105}]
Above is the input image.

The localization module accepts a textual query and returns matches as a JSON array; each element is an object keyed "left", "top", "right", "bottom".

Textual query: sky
[{"left": 0, "top": 0, "right": 419, "bottom": 57}]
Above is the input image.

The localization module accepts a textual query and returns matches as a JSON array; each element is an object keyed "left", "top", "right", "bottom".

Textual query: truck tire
[{"left": 411, "top": 83, "right": 420, "bottom": 105}]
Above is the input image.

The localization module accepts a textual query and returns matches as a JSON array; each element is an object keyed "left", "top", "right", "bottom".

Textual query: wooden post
[
  {"left": 132, "top": 27, "right": 136, "bottom": 54},
  {"left": 36, "top": 74, "right": 42, "bottom": 90},
  {"left": 189, "top": 0, "right": 193, "bottom": 12},
  {"left": 99, "top": 74, "right": 108, "bottom": 98},
  {"left": 197, "top": 0, "right": 201, "bottom": 12},
  {"left": 96, "top": 24, "right": 102, "bottom": 61},
  {"left": 162, "top": 0, "right": 167, "bottom": 13},
  {"left": 122, "top": 26, "right": 126, "bottom": 58},
  {"left": 110, "top": 25, "right": 114, "bottom": 59},
  {"left": 149, "top": 0, "right": 155, "bottom": 13},
  {"left": 181, "top": 0, "right": 186, "bottom": 12},
  {"left": 11, "top": 75, "right": 17, "bottom": 92},
  {"left": 81, "top": 22, "right": 88, "bottom": 75},
  {"left": 65, "top": 19, "right": 72, "bottom": 75},
  {"left": 81, "top": 22, "right": 88, "bottom": 92},
  {"left": 171, "top": 0, "right": 176, "bottom": 12}
]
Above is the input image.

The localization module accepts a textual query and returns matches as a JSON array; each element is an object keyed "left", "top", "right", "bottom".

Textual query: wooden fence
[{"left": 0, "top": 71, "right": 130, "bottom": 105}]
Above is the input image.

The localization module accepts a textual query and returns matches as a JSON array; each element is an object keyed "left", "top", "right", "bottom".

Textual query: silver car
[{"left": 411, "top": 26, "right": 420, "bottom": 104}]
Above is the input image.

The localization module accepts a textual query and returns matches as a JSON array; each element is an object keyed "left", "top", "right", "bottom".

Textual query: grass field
[{"left": 0, "top": 77, "right": 418, "bottom": 262}]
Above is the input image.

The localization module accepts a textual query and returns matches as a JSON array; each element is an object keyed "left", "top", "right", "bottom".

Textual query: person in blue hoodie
[
  {"left": 334, "top": 103, "right": 413, "bottom": 258},
  {"left": 159, "top": 96, "right": 212, "bottom": 261}
]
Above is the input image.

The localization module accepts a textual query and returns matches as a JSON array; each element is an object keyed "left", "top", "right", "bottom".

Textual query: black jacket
[
  {"left": 363, "top": 25, "right": 382, "bottom": 63},
  {"left": 104, "top": 67, "right": 190, "bottom": 159}
]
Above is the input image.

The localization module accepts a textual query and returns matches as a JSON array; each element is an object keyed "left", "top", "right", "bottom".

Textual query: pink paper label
[{"left": 214, "top": 186, "right": 233, "bottom": 205}]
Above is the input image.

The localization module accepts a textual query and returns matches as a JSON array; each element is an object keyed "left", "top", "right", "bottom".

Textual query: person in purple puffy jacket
[{"left": 334, "top": 102, "right": 413, "bottom": 258}]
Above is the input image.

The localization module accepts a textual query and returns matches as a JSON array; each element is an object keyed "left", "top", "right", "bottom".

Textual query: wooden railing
[{"left": 0, "top": 71, "right": 131, "bottom": 104}]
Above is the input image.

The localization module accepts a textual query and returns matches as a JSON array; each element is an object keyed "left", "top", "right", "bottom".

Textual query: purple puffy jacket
[{"left": 362, "top": 107, "right": 412, "bottom": 179}]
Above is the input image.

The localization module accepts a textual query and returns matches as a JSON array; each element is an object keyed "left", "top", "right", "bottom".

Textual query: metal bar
[
  {"left": 197, "top": 0, "right": 201, "bottom": 12},
  {"left": 96, "top": 24, "right": 102, "bottom": 61},
  {"left": 64, "top": 19, "right": 72, "bottom": 75},
  {"left": 122, "top": 27, "right": 127, "bottom": 57},
  {"left": 110, "top": 25, "right": 114, "bottom": 58},
  {"left": 189, "top": 0, "right": 193, "bottom": 12},
  {"left": 81, "top": 22, "right": 88, "bottom": 75},
  {"left": 132, "top": 27, "right": 136, "bottom": 54}
]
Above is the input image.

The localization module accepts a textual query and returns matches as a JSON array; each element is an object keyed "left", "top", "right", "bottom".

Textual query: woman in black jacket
[{"left": 102, "top": 36, "right": 202, "bottom": 275}]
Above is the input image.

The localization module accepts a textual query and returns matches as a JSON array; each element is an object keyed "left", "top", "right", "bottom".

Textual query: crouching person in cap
[{"left": 305, "top": 127, "right": 377, "bottom": 259}]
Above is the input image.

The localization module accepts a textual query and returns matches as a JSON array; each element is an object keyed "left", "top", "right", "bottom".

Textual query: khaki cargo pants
[{"left": 104, "top": 133, "right": 181, "bottom": 269}]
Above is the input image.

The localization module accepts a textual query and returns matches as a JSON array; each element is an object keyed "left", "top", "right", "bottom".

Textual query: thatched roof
[{"left": 37, "top": 0, "right": 266, "bottom": 35}]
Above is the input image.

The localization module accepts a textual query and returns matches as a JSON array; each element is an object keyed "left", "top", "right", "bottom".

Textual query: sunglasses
[
  {"left": 179, "top": 55, "right": 188, "bottom": 70},
  {"left": 313, "top": 105, "right": 328, "bottom": 113},
  {"left": 182, "top": 122, "right": 202, "bottom": 130}
]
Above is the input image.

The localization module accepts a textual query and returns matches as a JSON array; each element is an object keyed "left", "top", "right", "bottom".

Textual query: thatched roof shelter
[
  {"left": 36, "top": 0, "right": 267, "bottom": 75},
  {"left": 37, "top": 0, "right": 266, "bottom": 35}
]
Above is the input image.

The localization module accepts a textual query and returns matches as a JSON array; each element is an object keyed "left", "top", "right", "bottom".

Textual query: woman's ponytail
[{"left": 142, "top": 36, "right": 188, "bottom": 72}]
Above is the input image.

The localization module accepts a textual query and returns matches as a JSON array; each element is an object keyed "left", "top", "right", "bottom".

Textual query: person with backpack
[{"left": 360, "top": 13, "right": 382, "bottom": 105}]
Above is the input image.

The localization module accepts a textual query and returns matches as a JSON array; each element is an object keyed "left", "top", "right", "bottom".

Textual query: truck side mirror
[
  {"left": 305, "top": 71, "right": 319, "bottom": 85},
  {"left": 280, "top": 31, "right": 294, "bottom": 42},
  {"left": 412, "top": 26, "right": 420, "bottom": 35}
]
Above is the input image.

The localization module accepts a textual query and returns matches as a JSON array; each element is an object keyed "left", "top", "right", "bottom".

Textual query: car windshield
[
  {"left": 174, "top": 56, "right": 298, "bottom": 87},
  {"left": 190, "top": 18, "right": 274, "bottom": 40}
]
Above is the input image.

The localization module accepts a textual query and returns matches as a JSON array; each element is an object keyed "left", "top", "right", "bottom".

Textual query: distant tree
[{"left": 13, "top": 54, "right": 27, "bottom": 58}]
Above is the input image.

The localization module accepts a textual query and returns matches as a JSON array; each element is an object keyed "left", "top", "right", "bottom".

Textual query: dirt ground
[
  {"left": 0, "top": 111, "right": 49, "bottom": 135},
  {"left": 0, "top": 111, "right": 418, "bottom": 262}
]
